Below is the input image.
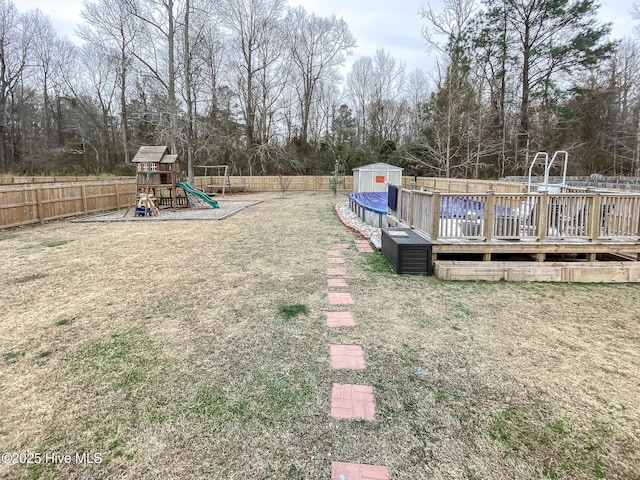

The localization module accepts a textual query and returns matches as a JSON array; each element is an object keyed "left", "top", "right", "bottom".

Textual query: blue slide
[{"left": 176, "top": 182, "right": 219, "bottom": 208}]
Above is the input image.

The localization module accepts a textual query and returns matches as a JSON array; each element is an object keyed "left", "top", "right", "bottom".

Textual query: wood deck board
[
  {"left": 431, "top": 243, "right": 640, "bottom": 255},
  {"left": 435, "top": 261, "right": 640, "bottom": 282},
  {"left": 409, "top": 230, "right": 640, "bottom": 257}
]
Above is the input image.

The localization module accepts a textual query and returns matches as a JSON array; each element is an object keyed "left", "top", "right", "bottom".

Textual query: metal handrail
[
  {"left": 527, "top": 152, "right": 549, "bottom": 192},
  {"left": 546, "top": 150, "right": 568, "bottom": 186}
]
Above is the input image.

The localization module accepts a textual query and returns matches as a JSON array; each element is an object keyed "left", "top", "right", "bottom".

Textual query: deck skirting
[{"left": 435, "top": 261, "right": 640, "bottom": 282}]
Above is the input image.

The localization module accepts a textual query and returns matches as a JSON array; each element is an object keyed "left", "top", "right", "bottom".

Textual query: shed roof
[
  {"left": 352, "top": 162, "right": 403, "bottom": 172},
  {"left": 132, "top": 146, "right": 180, "bottom": 164}
]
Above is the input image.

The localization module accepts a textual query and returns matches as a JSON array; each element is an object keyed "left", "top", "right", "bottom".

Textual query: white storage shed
[{"left": 352, "top": 163, "right": 403, "bottom": 193}]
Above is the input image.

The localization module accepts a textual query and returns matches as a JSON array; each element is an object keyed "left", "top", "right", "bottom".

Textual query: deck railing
[{"left": 389, "top": 189, "right": 640, "bottom": 241}]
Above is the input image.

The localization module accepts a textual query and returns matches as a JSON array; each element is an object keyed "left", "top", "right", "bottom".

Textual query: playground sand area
[
  {"left": 73, "top": 198, "right": 263, "bottom": 222},
  {"left": 1, "top": 191, "right": 639, "bottom": 479}
]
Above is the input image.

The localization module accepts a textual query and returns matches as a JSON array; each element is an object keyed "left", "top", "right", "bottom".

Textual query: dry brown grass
[{"left": 0, "top": 191, "right": 638, "bottom": 479}]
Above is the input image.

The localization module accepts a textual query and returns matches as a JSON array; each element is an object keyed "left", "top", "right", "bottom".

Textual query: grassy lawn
[{"left": 0, "top": 191, "right": 638, "bottom": 479}]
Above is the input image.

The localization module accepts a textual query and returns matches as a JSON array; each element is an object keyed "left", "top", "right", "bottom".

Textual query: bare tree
[
  {"left": 0, "top": 0, "right": 34, "bottom": 171},
  {"left": 347, "top": 50, "right": 407, "bottom": 150},
  {"left": 79, "top": 0, "right": 139, "bottom": 164},
  {"left": 220, "top": 0, "right": 285, "bottom": 155},
  {"left": 62, "top": 42, "right": 118, "bottom": 173},
  {"left": 418, "top": 0, "right": 478, "bottom": 177},
  {"left": 197, "top": 20, "right": 227, "bottom": 125},
  {"left": 30, "top": 11, "right": 76, "bottom": 157},
  {"left": 420, "top": 0, "right": 477, "bottom": 49},
  {"left": 368, "top": 49, "right": 406, "bottom": 147},
  {"left": 346, "top": 56, "right": 374, "bottom": 145},
  {"left": 405, "top": 68, "right": 431, "bottom": 143},
  {"left": 182, "top": 0, "right": 195, "bottom": 183},
  {"left": 122, "top": 0, "right": 181, "bottom": 151},
  {"left": 285, "top": 6, "right": 355, "bottom": 146}
]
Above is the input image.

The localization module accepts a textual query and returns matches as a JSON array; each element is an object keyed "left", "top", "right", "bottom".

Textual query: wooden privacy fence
[
  {"left": 390, "top": 188, "right": 640, "bottom": 242},
  {"left": 0, "top": 175, "right": 132, "bottom": 185},
  {"left": 0, "top": 181, "right": 137, "bottom": 229},
  {"left": 401, "top": 177, "right": 527, "bottom": 194},
  {"left": 0, "top": 175, "right": 529, "bottom": 229},
  {"left": 193, "top": 175, "right": 355, "bottom": 192},
  {"left": 196, "top": 175, "right": 525, "bottom": 194},
  {"left": 503, "top": 176, "right": 640, "bottom": 192}
]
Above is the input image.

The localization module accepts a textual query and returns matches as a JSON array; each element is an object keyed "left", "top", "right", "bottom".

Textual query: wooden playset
[
  {"left": 131, "top": 146, "right": 184, "bottom": 209},
  {"left": 124, "top": 146, "right": 219, "bottom": 216}
]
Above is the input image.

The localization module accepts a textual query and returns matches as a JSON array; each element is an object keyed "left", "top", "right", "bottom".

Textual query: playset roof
[{"left": 132, "top": 146, "right": 180, "bottom": 164}]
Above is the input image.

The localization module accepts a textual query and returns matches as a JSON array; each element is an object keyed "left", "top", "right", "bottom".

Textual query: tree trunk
[
  {"left": 120, "top": 51, "right": 130, "bottom": 164},
  {"left": 0, "top": 92, "right": 6, "bottom": 173},
  {"left": 167, "top": 0, "right": 176, "bottom": 153},
  {"left": 184, "top": 0, "right": 195, "bottom": 185},
  {"left": 519, "top": 21, "right": 531, "bottom": 166},
  {"left": 245, "top": 58, "right": 255, "bottom": 150},
  {"left": 634, "top": 112, "right": 640, "bottom": 176},
  {"left": 43, "top": 75, "right": 50, "bottom": 152}
]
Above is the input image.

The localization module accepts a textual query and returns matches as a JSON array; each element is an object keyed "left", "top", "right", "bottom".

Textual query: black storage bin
[{"left": 381, "top": 228, "right": 433, "bottom": 275}]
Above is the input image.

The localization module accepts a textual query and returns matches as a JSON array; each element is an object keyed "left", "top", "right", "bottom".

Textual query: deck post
[
  {"left": 431, "top": 191, "right": 440, "bottom": 241},
  {"left": 409, "top": 190, "right": 415, "bottom": 228},
  {"left": 537, "top": 192, "right": 549, "bottom": 241},
  {"left": 588, "top": 193, "right": 602, "bottom": 240},
  {"left": 396, "top": 188, "right": 403, "bottom": 223},
  {"left": 484, "top": 190, "right": 495, "bottom": 241}
]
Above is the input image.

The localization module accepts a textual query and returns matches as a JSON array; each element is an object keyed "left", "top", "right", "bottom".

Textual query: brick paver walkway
[
  {"left": 328, "top": 278, "right": 348, "bottom": 287},
  {"left": 355, "top": 240, "right": 374, "bottom": 253},
  {"left": 329, "top": 345, "right": 366, "bottom": 370},
  {"left": 331, "top": 383, "right": 376, "bottom": 420},
  {"left": 327, "top": 267, "right": 347, "bottom": 276},
  {"left": 331, "top": 462, "right": 389, "bottom": 480},
  {"left": 326, "top": 235, "right": 388, "bottom": 476},
  {"left": 328, "top": 257, "right": 346, "bottom": 264},
  {"left": 328, "top": 292, "right": 354, "bottom": 305},
  {"left": 326, "top": 312, "right": 356, "bottom": 327}
]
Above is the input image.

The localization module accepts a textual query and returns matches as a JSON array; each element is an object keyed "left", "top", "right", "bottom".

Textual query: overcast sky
[{"left": 11, "top": 0, "right": 638, "bottom": 82}]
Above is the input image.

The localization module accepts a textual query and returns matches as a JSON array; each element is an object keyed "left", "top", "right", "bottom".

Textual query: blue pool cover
[
  {"left": 440, "top": 197, "right": 482, "bottom": 218},
  {"left": 440, "top": 196, "right": 513, "bottom": 218},
  {"left": 348, "top": 192, "right": 388, "bottom": 214}
]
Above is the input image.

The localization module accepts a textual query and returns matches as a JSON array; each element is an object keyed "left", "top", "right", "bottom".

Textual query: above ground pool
[
  {"left": 348, "top": 191, "right": 388, "bottom": 214},
  {"left": 348, "top": 191, "right": 389, "bottom": 231}
]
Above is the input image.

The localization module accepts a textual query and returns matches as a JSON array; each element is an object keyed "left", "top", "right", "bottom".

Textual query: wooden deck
[{"left": 388, "top": 188, "right": 640, "bottom": 282}]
